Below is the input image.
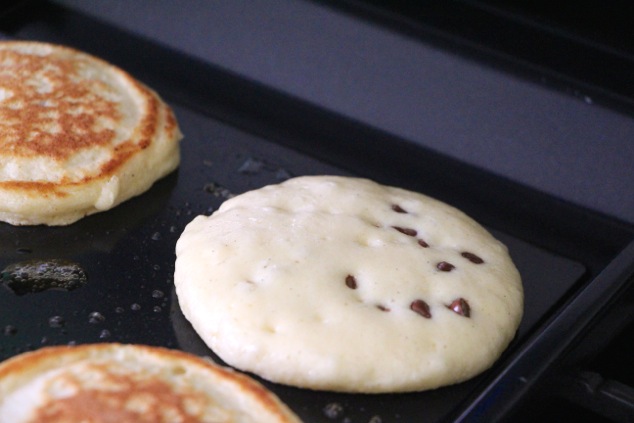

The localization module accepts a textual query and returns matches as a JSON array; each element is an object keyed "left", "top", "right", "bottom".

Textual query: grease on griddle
[
  {"left": 237, "top": 157, "right": 265, "bottom": 174},
  {"left": 201, "top": 158, "right": 293, "bottom": 210},
  {"left": 203, "top": 181, "right": 234, "bottom": 199},
  {"left": 3, "top": 325, "right": 17, "bottom": 336},
  {"left": 237, "top": 157, "right": 293, "bottom": 181},
  {"left": 1, "top": 259, "right": 87, "bottom": 296},
  {"left": 48, "top": 315, "right": 65, "bottom": 328},
  {"left": 88, "top": 311, "right": 106, "bottom": 324},
  {"left": 323, "top": 402, "right": 345, "bottom": 419}
]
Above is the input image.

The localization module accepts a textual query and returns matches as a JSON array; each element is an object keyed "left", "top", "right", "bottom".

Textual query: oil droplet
[
  {"left": 114, "top": 307, "right": 124, "bottom": 314},
  {"left": 152, "top": 289, "right": 165, "bottom": 299},
  {"left": 203, "top": 182, "right": 234, "bottom": 199},
  {"left": 88, "top": 312, "right": 105, "bottom": 324},
  {"left": 368, "top": 416, "right": 383, "bottom": 423},
  {"left": 130, "top": 303, "right": 141, "bottom": 311},
  {"left": 99, "top": 329, "right": 111, "bottom": 339},
  {"left": 151, "top": 232, "right": 161, "bottom": 241},
  {"left": 236, "top": 157, "right": 293, "bottom": 181},
  {"left": 1, "top": 259, "right": 87, "bottom": 295},
  {"left": 48, "top": 316, "right": 65, "bottom": 328},
  {"left": 323, "top": 403, "right": 344, "bottom": 419},
  {"left": 238, "top": 157, "right": 264, "bottom": 174},
  {"left": 153, "top": 306, "right": 162, "bottom": 313}
]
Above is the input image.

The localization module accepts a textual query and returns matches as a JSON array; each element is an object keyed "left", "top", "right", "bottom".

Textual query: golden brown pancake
[
  {"left": 0, "top": 41, "right": 182, "bottom": 225},
  {"left": 0, "top": 343, "right": 302, "bottom": 423}
]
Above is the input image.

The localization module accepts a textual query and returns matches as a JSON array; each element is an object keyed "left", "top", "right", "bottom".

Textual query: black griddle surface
[
  {"left": 0, "top": 105, "right": 586, "bottom": 423},
  {"left": 1, "top": 2, "right": 633, "bottom": 422}
]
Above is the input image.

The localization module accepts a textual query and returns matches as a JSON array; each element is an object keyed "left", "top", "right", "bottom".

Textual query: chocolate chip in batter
[
  {"left": 392, "top": 226, "right": 417, "bottom": 237},
  {"left": 391, "top": 204, "right": 408, "bottom": 213},
  {"left": 410, "top": 299, "right": 431, "bottom": 318},
  {"left": 376, "top": 304, "right": 390, "bottom": 312},
  {"left": 345, "top": 275, "right": 357, "bottom": 289},
  {"left": 447, "top": 298, "right": 471, "bottom": 317},
  {"left": 461, "top": 251, "right": 484, "bottom": 264},
  {"left": 437, "top": 261, "right": 455, "bottom": 272},
  {"left": 417, "top": 238, "right": 429, "bottom": 248}
]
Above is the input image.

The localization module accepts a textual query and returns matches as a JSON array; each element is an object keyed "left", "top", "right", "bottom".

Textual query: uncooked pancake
[{"left": 174, "top": 175, "right": 524, "bottom": 393}]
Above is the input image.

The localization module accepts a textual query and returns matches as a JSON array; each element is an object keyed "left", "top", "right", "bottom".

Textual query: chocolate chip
[
  {"left": 391, "top": 204, "right": 407, "bottom": 213},
  {"left": 410, "top": 299, "right": 431, "bottom": 318},
  {"left": 345, "top": 275, "right": 357, "bottom": 289},
  {"left": 447, "top": 298, "right": 471, "bottom": 317},
  {"left": 376, "top": 305, "right": 390, "bottom": 312},
  {"left": 437, "top": 261, "right": 455, "bottom": 272},
  {"left": 461, "top": 251, "right": 484, "bottom": 264},
  {"left": 417, "top": 238, "right": 429, "bottom": 248},
  {"left": 392, "top": 226, "right": 417, "bottom": 237}
]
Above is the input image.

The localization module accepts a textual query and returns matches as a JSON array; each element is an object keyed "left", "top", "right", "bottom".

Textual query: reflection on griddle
[{"left": 0, "top": 172, "right": 178, "bottom": 259}]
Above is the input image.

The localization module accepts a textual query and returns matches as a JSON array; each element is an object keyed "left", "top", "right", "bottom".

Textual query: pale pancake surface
[
  {"left": 0, "top": 41, "right": 181, "bottom": 225},
  {"left": 175, "top": 175, "right": 524, "bottom": 393},
  {"left": 0, "top": 343, "right": 302, "bottom": 423}
]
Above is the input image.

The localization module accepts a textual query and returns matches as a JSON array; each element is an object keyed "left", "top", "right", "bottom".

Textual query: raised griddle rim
[
  {"left": 2, "top": 1, "right": 634, "bottom": 421},
  {"left": 313, "top": 0, "right": 634, "bottom": 117},
  {"left": 453, "top": 240, "right": 634, "bottom": 421}
]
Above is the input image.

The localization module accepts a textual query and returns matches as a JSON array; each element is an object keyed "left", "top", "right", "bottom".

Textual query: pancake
[
  {"left": 174, "top": 175, "right": 524, "bottom": 393},
  {"left": 0, "top": 41, "right": 182, "bottom": 225},
  {"left": 0, "top": 343, "right": 302, "bottom": 423}
]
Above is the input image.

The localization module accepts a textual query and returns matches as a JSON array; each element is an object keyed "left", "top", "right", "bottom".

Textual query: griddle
[{"left": 1, "top": 2, "right": 633, "bottom": 422}]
